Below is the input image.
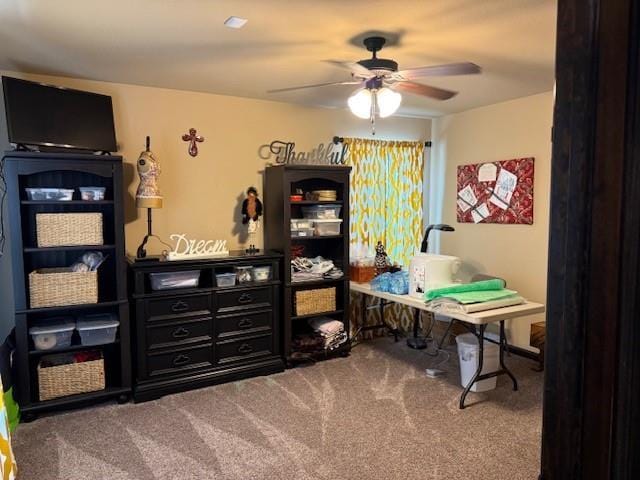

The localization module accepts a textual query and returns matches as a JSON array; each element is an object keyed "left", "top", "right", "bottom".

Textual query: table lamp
[{"left": 135, "top": 136, "right": 164, "bottom": 260}]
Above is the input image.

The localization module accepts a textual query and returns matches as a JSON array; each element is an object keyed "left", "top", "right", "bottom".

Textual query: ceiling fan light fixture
[
  {"left": 376, "top": 87, "right": 402, "bottom": 118},
  {"left": 348, "top": 88, "right": 373, "bottom": 119}
]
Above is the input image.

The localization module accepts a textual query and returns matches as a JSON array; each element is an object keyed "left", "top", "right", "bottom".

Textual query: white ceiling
[{"left": 0, "top": 0, "right": 556, "bottom": 118}]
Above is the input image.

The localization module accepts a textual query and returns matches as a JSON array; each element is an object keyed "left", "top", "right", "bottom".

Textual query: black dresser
[{"left": 128, "top": 252, "right": 284, "bottom": 402}]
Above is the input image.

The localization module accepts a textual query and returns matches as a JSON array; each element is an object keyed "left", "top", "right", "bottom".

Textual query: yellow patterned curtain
[
  {"left": 344, "top": 137, "right": 425, "bottom": 336},
  {"left": 344, "top": 138, "right": 424, "bottom": 266}
]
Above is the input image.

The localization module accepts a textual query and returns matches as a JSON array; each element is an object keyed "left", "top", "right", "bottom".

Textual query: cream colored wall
[
  {"left": 430, "top": 92, "right": 553, "bottom": 351},
  {"left": 0, "top": 71, "right": 431, "bottom": 257}
]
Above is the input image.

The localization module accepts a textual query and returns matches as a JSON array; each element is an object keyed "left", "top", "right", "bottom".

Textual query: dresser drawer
[
  {"left": 147, "top": 344, "right": 213, "bottom": 377},
  {"left": 216, "top": 310, "right": 272, "bottom": 339},
  {"left": 215, "top": 334, "right": 273, "bottom": 365},
  {"left": 216, "top": 287, "right": 272, "bottom": 311},
  {"left": 146, "top": 294, "right": 211, "bottom": 321},
  {"left": 147, "top": 317, "right": 212, "bottom": 350}
]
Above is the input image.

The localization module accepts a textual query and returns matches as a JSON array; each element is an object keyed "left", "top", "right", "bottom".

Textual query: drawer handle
[
  {"left": 171, "top": 300, "right": 190, "bottom": 313},
  {"left": 238, "top": 293, "right": 254, "bottom": 304},
  {"left": 238, "top": 343, "right": 253, "bottom": 355},
  {"left": 238, "top": 318, "right": 253, "bottom": 329},
  {"left": 173, "top": 354, "right": 191, "bottom": 366},
  {"left": 172, "top": 326, "right": 190, "bottom": 338}
]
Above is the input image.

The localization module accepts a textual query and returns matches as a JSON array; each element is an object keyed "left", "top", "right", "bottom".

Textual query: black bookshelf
[
  {"left": 3, "top": 151, "right": 131, "bottom": 420},
  {"left": 264, "top": 165, "right": 352, "bottom": 362}
]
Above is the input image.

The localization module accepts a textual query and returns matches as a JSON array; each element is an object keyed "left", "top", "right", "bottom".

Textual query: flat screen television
[{"left": 2, "top": 76, "right": 117, "bottom": 152}]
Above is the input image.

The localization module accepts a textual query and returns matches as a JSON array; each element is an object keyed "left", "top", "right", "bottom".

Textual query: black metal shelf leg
[{"left": 499, "top": 320, "right": 518, "bottom": 391}]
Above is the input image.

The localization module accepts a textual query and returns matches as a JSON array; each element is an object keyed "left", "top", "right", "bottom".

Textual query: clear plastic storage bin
[
  {"left": 150, "top": 270, "right": 200, "bottom": 290},
  {"left": 252, "top": 266, "right": 272, "bottom": 281},
  {"left": 301, "top": 204, "right": 342, "bottom": 219},
  {"left": 25, "top": 188, "right": 74, "bottom": 201},
  {"left": 291, "top": 219, "right": 314, "bottom": 229},
  {"left": 235, "top": 266, "right": 253, "bottom": 283},
  {"left": 314, "top": 219, "right": 343, "bottom": 236},
  {"left": 79, "top": 187, "right": 106, "bottom": 201},
  {"left": 76, "top": 313, "right": 119, "bottom": 346},
  {"left": 216, "top": 272, "right": 237, "bottom": 287},
  {"left": 29, "top": 318, "right": 75, "bottom": 351},
  {"left": 292, "top": 228, "right": 315, "bottom": 238}
]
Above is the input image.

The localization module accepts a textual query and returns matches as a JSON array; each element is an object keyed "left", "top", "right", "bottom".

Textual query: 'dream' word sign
[{"left": 167, "top": 234, "right": 229, "bottom": 261}]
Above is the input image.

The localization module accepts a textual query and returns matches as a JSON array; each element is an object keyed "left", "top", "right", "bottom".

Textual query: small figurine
[
  {"left": 374, "top": 241, "right": 391, "bottom": 275},
  {"left": 242, "top": 187, "right": 263, "bottom": 254},
  {"left": 182, "top": 128, "right": 205, "bottom": 157}
]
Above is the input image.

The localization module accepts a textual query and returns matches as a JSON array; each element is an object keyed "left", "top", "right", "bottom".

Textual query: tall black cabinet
[
  {"left": 3, "top": 151, "right": 130, "bottom": 418},
  {"left": 264, "top": 165, "right": 351, "bottom": 361}
]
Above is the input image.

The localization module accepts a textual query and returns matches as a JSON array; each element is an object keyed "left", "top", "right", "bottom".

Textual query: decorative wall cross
[{"left": 182, "top": 128, "right": 205, "bottom": 157}]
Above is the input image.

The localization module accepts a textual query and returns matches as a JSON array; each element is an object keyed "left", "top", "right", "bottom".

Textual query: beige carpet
[{"left": 13, "top": 338, "right": 542, "bottom": 480}]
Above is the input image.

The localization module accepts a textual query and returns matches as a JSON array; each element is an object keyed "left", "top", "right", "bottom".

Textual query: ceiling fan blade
[
  {"left": 393, "top": 81, "right": 458, "bottom": 100},
  {"left": 325, "top": 60, "right": 375, "bottom": 78},
  {"left": 395, "top": 62, "right": 481, "bottom": 80},
  {"left": 267, "top": 80, "right": 361, "bottom": 94}
]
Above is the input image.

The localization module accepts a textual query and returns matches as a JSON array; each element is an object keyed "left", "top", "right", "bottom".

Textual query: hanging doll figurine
[
  {"left": 242, "top": 187, "right": 263, "bottom": 253},
  {"left": 374, "top": 241, "right": 391, "bottom": 275}
]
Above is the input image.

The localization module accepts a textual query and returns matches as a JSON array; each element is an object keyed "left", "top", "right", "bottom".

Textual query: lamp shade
[
  {"left": 377, "top": 87, "right": 402, "bottom": 118},
  {"left": 348, "top": 89, "right": 373, "bottom": 119}
]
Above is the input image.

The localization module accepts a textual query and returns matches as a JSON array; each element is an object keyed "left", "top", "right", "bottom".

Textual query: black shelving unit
[
  {"left": 3, "top": 151, "right": 131, "bottom": 419},
  {"left": 264, "top": 165, "right": 351, "bottom": 362}
]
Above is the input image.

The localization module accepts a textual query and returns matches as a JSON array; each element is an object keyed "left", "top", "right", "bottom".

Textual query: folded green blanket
[{"left": 425, "top": 279, "right": 517, "bottom": 304}]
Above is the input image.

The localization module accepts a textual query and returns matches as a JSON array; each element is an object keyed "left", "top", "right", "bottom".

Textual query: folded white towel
[{"left": 308, "top": 318, "right": 344, "bottom": 335}]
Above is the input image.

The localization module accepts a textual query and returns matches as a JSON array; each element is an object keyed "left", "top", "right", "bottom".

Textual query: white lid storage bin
[
  {"left": 292, "top": 228, "right": 314, "bottom": 238},
  {"left": 79, "top": 187, "right": 106, "bottom": 201},
  {"left": 149, "top": 270, "right": 200, "bottom": 290},
  {"left": 76, "top": 313, "right": 119, "bottom": 346},
  {"left": 29, "top": 318, "right": 75, "bottom": 351},
  {"left": 216, "top": 272, "right": 236, "bottom": 287},
  {"left": 291, "top": 219, "right": 314, "bottom": 229},
  {"left": 25, "top": 188, "right": 74, "bottom": 201},
  {"left": 313, "top": 219, "right": 343, "bottom": 236},
  {"left": 252, "top": 266, "right": 272, "bottom": 281},
  {"left": 301, "top": 204, "right": 342, "bottom": 219}
]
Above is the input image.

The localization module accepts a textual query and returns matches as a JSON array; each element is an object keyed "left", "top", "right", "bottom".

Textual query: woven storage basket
[
  {"left": 29, "top": 268, "right": 98, "bottom": 308},
  {"left": 295, "top": 287, "right": 336, "bottom": 316},
  {"left": 36, "top": 212, "right": 103, "bottom": 247},
  {"left": 38, "top": 358, "right": 105, "bottom": 401}
]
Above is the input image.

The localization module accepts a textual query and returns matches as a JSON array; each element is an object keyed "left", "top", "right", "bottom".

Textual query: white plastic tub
[
  {"left": 79, "top": 187, "right": 106, "bottom": 201},
  {"left": 301, "top": 204, "right": 342, "bottom": 219},
  {"left": 29, "top": 318, "right": 75, "bottom": 351},
  {"left": 314, "top": 219, "right": 343, "bottom": 236},
  {"left": 76, "top": 313, "right": 119, "bottom": 346},
  {"left": 252, "top": 266, "right": 272, "bottom": 281},
  {"left": 150, "top": 270, "right": 200, "bottom": 290},
  {"left": 456, "top": 333, "right": 500, "bottom": 392},
  {"left": 25, "top": 188, "right": 74, "bottom": 201},
  {"left": 216, "top": 272, "right": 236, "bottom": 287}
]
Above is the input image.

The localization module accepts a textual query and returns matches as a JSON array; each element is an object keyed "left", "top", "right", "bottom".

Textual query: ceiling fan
[{"left": 267, "top": 36, "right": 481, "bottom": 123}]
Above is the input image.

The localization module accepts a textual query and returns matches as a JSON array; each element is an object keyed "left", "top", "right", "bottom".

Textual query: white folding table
[{"left": 350, "top": 281, "right": 545, "bottom": 408}]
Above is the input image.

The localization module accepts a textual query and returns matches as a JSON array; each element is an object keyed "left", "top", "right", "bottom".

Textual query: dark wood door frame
[{"left": 542, "top": 0, "right": 640, "bottom": 478}]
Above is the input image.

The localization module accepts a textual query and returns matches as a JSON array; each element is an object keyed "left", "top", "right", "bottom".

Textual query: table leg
[
  {"left": 499, "top": 320, "right": 518, "bottom": 391},
  {"left": 407, "top": 308, "right": 427, "bottom": 349},
  {"left": 379, "top": 300, "right": 399, "bottom": 342},
  {"left": 459, "top": 324, "right": 486, "bottom": 409},
  {"left": 437, "top": 319, "right": 455, "bottom": 350}
]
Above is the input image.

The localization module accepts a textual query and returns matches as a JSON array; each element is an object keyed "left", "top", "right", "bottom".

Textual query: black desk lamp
[{"left": 408, "top": 223, "right": 455, "bottom": 350}]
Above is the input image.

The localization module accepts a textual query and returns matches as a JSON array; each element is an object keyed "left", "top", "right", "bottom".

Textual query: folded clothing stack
[
  {"left": 292, "top": 318, "right": 347, "bottom": 354},
  {"left": 425, "top": 279, "right": 524, "bottom": 313},
  {"left": 308, "top": 317, "right": 347, "bottom": 350},
  {"left": 291, "top": 256, "right": 344, "bottom": 283}
]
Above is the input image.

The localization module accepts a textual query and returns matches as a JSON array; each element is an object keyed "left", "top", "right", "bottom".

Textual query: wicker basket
[
  {"left": 29, "top": 268, "right": 98, "bottom": 308},
  {"left": 295, "top": 287, "right": 336, "bottom": 316},
  {"left": 36, "top": 212, "right": 103, "bottom": 247},
  {"left": 38, "top": 358, "right": 105, "bottom": 401}
]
